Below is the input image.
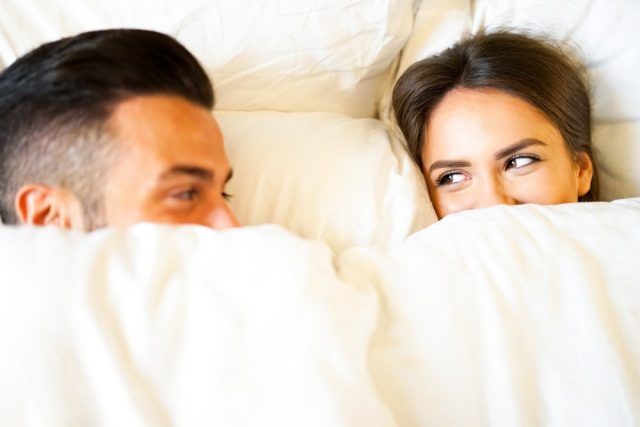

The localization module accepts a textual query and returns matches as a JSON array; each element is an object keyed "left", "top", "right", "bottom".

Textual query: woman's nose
[{"left": 475, "top": 177, "right": 516, "bottom": 208}]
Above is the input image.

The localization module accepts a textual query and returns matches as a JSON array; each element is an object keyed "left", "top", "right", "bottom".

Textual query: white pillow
[
  {"left": 0, "top": 224, "right": 395, "bottom": 426},
  {"left": 384, "top": 0, "right": 640, "bottom": 200},
  {"left": 378, "top": 0, "right": 473, "bottom": 126},
  {"left": 594, "top": 121, "right": 640, "bottom": 200},
  {"left": 217, "top": 111, "right": 436, "bottom": 252},
  {"left": 469, "top": 0, "right": 640, "bottom": 121},
  {"left": 0, "top": 0, "right": 414, "bottom": 117},
  {"left": 338, "top": 199, "right": 640, "bottom": 427}
]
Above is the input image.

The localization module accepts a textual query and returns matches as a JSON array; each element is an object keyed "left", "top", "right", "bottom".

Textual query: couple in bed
[{"left": 0, "top": 28, "right": 597, "bottom": 231}]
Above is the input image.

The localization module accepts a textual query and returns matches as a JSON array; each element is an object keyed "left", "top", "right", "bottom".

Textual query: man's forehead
[
  {"left": 105, "top": 94, "right": 230, "bottom": 181},
  {"left": 109, "top": 94, "right": 225, "bottom": 154},
  {"left": 111, "top": 94, "right": 220, "bottom": 132}
]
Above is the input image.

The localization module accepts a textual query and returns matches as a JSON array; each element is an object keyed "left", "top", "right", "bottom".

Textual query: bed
[{"left": 1, "top": 0, "right": 639, "bottom": 425}]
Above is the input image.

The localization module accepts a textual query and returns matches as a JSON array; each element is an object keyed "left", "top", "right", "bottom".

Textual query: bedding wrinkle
[
  {"left": 443, "top": 213, "right": 542, "bottom": 427},
  {"left": 81, "top": 229, "right": 175, "bottom": 426},
  {"left": 335, "top": 248, "right": 410, "bottom": 427},
  {"left": 0, "top": 26, "right": 20, "bottom": 68},
  {"left": 475, "top": 282, "right": 542, "bottom": 427},
  {"left": 572, "top": 238, "right": 640, "bottom": 424},
  {"left": 583, "top": 270, "right": 640, "bottom": 426},
  {"left": 174, "top": 2, "right": 224, "bottom": 49},
  {"left": 273, "top": 0, "right": 370, "bottom": 15}
]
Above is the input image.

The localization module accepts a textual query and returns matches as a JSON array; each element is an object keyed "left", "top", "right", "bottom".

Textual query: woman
[{"left": 392, "top": 31, "right": 598, "bottom": 219}]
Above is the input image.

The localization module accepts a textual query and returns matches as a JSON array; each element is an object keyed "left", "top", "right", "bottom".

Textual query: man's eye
[
  {"left": 436, "top": 171, "right": 468, "bottom": 186},
  {"left": 172, "top": 188, "right": 198, "bottom": 201},
  {"left": 506, "top": 155, "right": 538, "bottom": 170}
]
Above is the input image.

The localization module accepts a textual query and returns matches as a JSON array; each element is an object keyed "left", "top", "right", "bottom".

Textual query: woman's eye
[
  {"left": 437, "top": 171, "right": 468, "bottom": 186},
  {"left": 506, "top": 155, "right": 538, "bottom": 170},
  {"left": 222, "top": 192, "right": 234, "bottom": 201}
]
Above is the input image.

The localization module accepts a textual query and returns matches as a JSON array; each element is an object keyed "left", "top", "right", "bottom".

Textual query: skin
[
  {"left": 422, "top": 87, "right": 593, "bottom": 219},
  {"left": 16, "top": 94, "right": 239, "bottom": 230}
]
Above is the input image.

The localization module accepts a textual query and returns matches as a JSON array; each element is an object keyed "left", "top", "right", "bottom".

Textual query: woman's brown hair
[{"left": 392, "top": 30, "right": 599, "bottom": 201}]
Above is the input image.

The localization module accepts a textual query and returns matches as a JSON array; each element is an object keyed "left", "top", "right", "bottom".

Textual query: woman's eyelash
[
  {"left": 436, "top": 173, "right": 452, "bottom": 186},
  {"left": 505, "top": 154, "right": 540, "bottom": 170},
  {"left": 222, "top": 192, "right": 234, "bottom": 201},
  {"left": 436, "top": 170, "right": 465, "bottom": 186}
]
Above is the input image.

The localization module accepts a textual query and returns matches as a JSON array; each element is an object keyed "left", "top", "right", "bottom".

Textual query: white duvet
[
  {"left": 340, "top": 199, "right": 640, "bottom": 427},
  {"left": 1, "top": 200, "right": 639, "bottom": 426},
  {"left": 0, "top": 225, "right": 393, "bottom": 426}
]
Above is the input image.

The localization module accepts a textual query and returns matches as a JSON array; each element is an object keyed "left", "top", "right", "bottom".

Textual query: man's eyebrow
[
  {"left": 428, "top": 160, "right": 472, "bottom": 175},
  {"left": 495, "top": 138, "right": 547, "bottom": 160},
  {"left": 159, "top": 165, "right": 214, "bottom": 181},
  {"left": 159, "top": 166, "right": 234, "bottom": 184}
]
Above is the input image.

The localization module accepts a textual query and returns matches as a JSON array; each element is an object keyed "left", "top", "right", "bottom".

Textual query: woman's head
[{"left": 392, "top": 31, "right": 598, "bottom": 218}]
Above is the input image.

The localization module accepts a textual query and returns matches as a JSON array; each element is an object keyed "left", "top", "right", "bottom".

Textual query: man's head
[{"left": 0, "top": 29, "right": 238, "bottom": 230}]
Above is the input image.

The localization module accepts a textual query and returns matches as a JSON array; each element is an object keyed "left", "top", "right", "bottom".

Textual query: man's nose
[
  {"left": 475, "top": 176, "right": 516, "bottom": 208},
  {"left": 207, "top": 203, "right": 240, "bottom": 229}
]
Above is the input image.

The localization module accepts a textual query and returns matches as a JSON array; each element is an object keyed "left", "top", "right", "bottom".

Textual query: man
[{"left": 0, "top": 29, "right": 239, "bottom": 230}]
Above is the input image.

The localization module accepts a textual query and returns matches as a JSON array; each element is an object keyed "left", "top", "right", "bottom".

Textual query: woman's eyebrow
[
  {"left": 495, "top": 138, "right": 547, "bottom": 160},
  {"left": 428, "top": 160, "right": 471, "bottom": 175}
]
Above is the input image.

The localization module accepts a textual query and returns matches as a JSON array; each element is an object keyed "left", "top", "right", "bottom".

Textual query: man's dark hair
[
  {"left": 392, "top": 30, "right": 599, "bottom": 201},
  {"left": 0, "top": 29, "right": 214, "bottom": 226}
]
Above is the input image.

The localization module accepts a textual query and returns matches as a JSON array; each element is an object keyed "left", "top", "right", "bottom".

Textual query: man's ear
[
  {"left": 15, "top": 184, "right": 85, "bottom": 230},
  {"left": 575, "top": 152, "right": 594, "bottom": 197}
]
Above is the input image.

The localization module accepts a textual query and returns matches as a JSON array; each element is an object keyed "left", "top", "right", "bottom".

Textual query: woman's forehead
[{"left": 423, "top": 87, "right": 564, "bottom": 160}]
